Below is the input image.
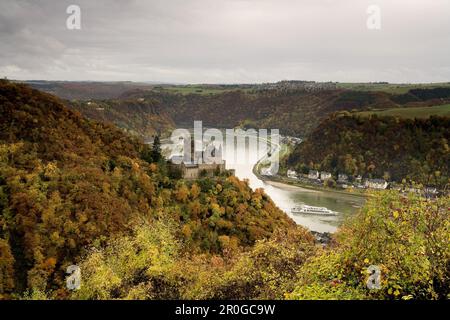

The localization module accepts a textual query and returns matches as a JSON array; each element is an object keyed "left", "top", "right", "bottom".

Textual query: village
[
  {"left": 283, "top": 169, "right": 440, "bottom": 197},
  {"left": 257, "top": 80, "right": 337, "bottom": 92}
]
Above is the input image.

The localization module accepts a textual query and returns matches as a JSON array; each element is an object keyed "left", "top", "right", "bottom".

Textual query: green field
[
  {"left": 337, "top": 82, "right": 450, "bottom": 94},
  {"left": 355, "top": 104, "right": 450, "bottom": 119},
  {"left": 154, "top": 85, "right": 252, "bottom": 95},
  {"left": 153, "top": 82, "right": 450, "bottom": 95}
]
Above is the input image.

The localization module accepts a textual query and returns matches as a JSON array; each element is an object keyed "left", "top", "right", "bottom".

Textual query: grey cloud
[{"left": 0, "top": 0, "right": 449, "bottom": 83}]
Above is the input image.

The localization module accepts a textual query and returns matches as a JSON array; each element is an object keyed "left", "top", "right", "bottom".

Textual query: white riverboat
[{"left": 291, "top": 205, "right": 338, "bottom": 216}]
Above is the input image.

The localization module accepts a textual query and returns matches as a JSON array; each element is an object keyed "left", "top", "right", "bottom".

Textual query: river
[
  {"left": 162, "top": 132, "right": 365, "bottom": 233},
  {"left": 226, "top": 156, "right": 365, "bottom": 233}
]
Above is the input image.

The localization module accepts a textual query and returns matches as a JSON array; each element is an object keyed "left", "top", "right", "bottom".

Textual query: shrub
[{"left": 289, "top": 191, "right": 450, "bottom": 300}]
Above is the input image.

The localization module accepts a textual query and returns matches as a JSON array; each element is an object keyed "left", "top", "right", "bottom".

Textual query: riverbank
[
  {"left": 253, "top": 161, "right": 367, "bottom": 199},
  {"left": 252, "top": 134, "right": 368, "bottom": 198},
  {"left": 262, "top": 180, "right": 319, "bottom": 192},
  {"left": 162, "top": 131, "right": 366, "bottom": 234}
]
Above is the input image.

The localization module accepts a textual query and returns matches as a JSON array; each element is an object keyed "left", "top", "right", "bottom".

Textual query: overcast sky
[{"left": 1, "top": 0, "right": 449, "bottom": 83}]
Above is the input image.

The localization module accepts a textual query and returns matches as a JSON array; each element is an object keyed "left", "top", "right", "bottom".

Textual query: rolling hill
[
  {"left": 121, "top": 86, "right": 450, "bottom": 137},
  {"left": 286, "top": 113, "right": 450, "bottom": 187},
  {"left": 22, "top": 80, "right": 450, "bottom": 139},
  {"left": 68, "top": 98, "right": 175, "bottom": 140},
  {"left": 354, "top": 104, "right": 450, "bottom": 119},
  {"left": 0, "top": 80, "right": 294, "bottom": 297}
]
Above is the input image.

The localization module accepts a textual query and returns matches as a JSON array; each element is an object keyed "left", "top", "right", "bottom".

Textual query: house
[
  {"left": 320, "top": 171, "right": 332, "bottom": 180},
  {"left": 406, "top": 187, "right": 421, "bottom": 194},
  {"left": 308, "top": 170, "right": 319, "bottom": 180},
  {"left": 424, "top": 187, "right": 438, "bottom": 197},
  {"left": 287, "top": 170, "right": 298, "bottom": 179},
  {"left": 338, "top": 173, "right": 349, "bottom": 183},
  {"left": 365, "top": 179, "right": 388, "bottom": 190}
]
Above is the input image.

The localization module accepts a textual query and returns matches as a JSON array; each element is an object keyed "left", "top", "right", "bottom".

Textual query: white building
[
  {"left": 424, "top": 187, "right": 438, "bottom": 195},
  {"left": 365, "top": 179, "right": 388, "bottom": 190},
  {"left": 320, "top": 171, "right": 332, "bottom": 180},
  {"left": 287, "top": 170, "right": 298, "bottom": 179},
  {"left": 338, "top": 173, "right": 349, "bottom": 183},
  {"left": 308, "top": 170, "right": 319, "bottom": 180}
]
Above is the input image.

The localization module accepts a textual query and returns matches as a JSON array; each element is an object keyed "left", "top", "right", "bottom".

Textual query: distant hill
[
  {"left": 354, "top": 104, "right": 450, "bottom": 119},
  {"left": 121, "top": 89, "right": 382, "bottom": 136},
  {"left": 0, "top": 81, "right": 144, "bottom": 163},
  {"left": 286, "top": 114, "right": 450, "bottom": 187},
  {"left": 121, "top": 87, "right": 450, "bottom": 137},
  {"left": 19, "top": 80, "right": 450, "bottom": 138},
  {"left": 16, "top": 82, "right": 177, "bottom": 140},
  {"left": 336, "top": 82, "right": 450, "bottom": 94},
  {"left": 68, "top": 98, "right": 175, "bottom": 140},
  {"left": 22, "top": 80, "right": 158, "bottom": 100}
]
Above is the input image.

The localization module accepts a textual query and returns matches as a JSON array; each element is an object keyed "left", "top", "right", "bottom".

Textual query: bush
[{"left": 289, "top": 191, "right": 450, "bottom": 300}]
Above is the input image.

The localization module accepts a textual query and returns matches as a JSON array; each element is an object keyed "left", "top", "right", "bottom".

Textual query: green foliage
[
  {"left": 68, "top": 98, "right": 175, "bottom": 141},
  {"left": 140, "top": 135, "right": 162, "bottom": 164},
  {"left": 0, "top": 238, "right": 15, "bottom": 296},
  {"left": 0, "top": 81, "right": 293, "bottom": 296},
  {"left": 288, "top": 114, "right": 449, "bottom": 187},
  {"left": 118, "top": 89, "right": 384, "bottom": 137},
  {"left": 151, "top": 135, "right": 162, "bottom": 163},
  {"left": 289, "top": 191, "right": 450, "bottom": 300},
  {"left": 72, "top": 225, "right": 315, "bottom": 300},
  {"left": 72, "top": 220, "right": 179, "bottom": 300},
  {"left": 21, "top": 288, "right": 50, "bottom": 300},
  {"left": 2, "top": 81, "right": 448, "bottom": 301},
  {"left": 173, "top": 177, "right": 295, "bottom": 252},
  {"left": 356, "top": 105, "right": 450, "bottom": 119},
  {"left": 117, "top": 86, "right": 450, "bottom": 138},
  {"left": 324, "top": 178, "right": 337, "bottom": 188},
  {"left": 288, "top": 282, "right": 366, "bottom": 300}
]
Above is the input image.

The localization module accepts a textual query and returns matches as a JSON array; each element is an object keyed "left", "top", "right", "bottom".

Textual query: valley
[
  {"left": 0, "top": 80, "right": 448, "bottom": 300},
  {"left": 2, "top": 0, "right": 450, "bottom": 305}
]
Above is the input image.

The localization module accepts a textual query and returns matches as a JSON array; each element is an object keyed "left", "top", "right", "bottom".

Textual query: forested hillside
[
  {"left": 68, "top": 99, "right": 175, "bottom": 140},
  {"left": 121, "top": 89, "right": 391, "bottom": 136},
  {"left": 287, "top": 113, "right": 450, "bottom": 187},
  {"left": 121, "top": 87, "right": 450, "bottom": 137},
  {"left": 1, "top": 81, "right": 448, "bottom": 301},
  {"left": 0, "top": 81, "right": 294, "bottom": 298},
  {"left": 24, "top": 81, "right": 157, "bottom": 100},
  {"left": 27, "top": 80, "right": 450, "bottom": 139}
]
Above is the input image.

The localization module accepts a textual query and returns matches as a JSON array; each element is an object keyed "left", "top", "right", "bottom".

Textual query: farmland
[
  {"left": 354, "top": 104, "right": 450, "bottom": 119},
  {"left": 337, "top": 82, "right": 450, "bottom": 94}
]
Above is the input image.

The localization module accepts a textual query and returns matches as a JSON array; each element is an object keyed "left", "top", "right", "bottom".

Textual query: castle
[{"left": 169, "top": 143, "right": 231, "bottom": 179}]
